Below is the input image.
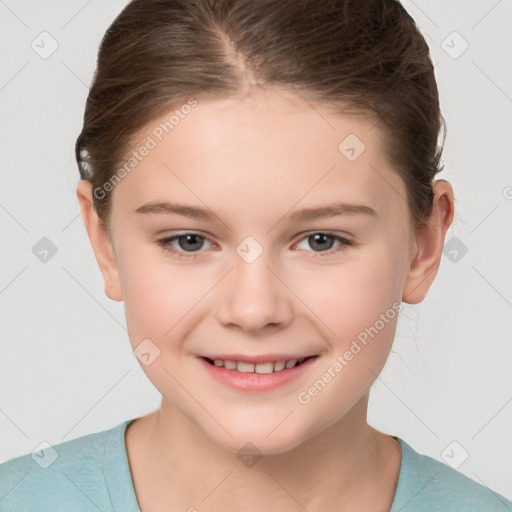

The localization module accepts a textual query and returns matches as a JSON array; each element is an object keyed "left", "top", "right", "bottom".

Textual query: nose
[{"left": 216, "top": 247, "right": 294, "bottom": 334}]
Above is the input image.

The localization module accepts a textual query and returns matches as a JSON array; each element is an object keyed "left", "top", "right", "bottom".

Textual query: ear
[
  {"left": 402, "top": 179, "right": 455, "bottom": 304},
  {"left": 76, "top": 180, "right": 123, "bottom": 302}
]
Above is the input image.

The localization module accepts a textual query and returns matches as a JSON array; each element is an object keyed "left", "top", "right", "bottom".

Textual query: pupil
[
  {"left": 177, "top": 234, "right": 334, "bottom": 252},
  {"left": 179, "top": 234, "right": 202, "bottom": 251},
  {"left": 310, "top": 233, "right": 333, "bottom": 251}
]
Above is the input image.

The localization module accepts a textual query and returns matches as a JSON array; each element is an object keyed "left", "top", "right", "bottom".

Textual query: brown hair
[{"left": 75, "top": 0, "right": 445, "bottom": 233}]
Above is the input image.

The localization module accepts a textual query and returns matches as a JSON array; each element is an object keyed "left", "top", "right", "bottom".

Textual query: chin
[
  {"left": 204, "top": 416, "right": 318, "bottom": 457},
  {"left": 218, "top": 433, "right": 306, "bottom": 457}
]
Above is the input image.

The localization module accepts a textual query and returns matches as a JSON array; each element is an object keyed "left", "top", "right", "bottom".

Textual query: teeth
[
  {"left": 254, "top": 362, "right": 274, "bottom": 374},
  {"left": 208, "top": 357, "right": 308, "bottom": 373},
  {"left": 237, "top": 361, "right": 255, "bottom": 373},
  {"left": 274, "top": 360, "right": 286, "bottom": 372}
]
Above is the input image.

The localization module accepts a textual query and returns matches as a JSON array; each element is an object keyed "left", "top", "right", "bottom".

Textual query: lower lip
[{"left": 197, "top": 356, "right": 318, "bottom": 392}]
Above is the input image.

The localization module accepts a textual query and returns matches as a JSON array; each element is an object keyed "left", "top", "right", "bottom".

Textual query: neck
[{"left": 125, "top": 395, "right": 401, "bottom": 511}]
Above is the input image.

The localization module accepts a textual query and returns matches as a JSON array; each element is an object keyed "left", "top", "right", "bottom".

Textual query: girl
[{"left": 1, "top": 0, "right": 510, "bottom": 510}]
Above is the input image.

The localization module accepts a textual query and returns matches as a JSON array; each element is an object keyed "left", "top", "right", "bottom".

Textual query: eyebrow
[{"left": 134, "top": 200, "right": 377, "bottom": 222}]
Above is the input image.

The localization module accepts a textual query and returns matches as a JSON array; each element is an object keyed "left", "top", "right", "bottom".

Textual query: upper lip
[{"left": 200, "top": 354, "right": 318, "bottom": 364}]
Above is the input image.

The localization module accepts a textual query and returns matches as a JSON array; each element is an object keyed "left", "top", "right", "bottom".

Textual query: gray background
[{"left": 1, "top": 0, "right": 511, "bottom": 501}]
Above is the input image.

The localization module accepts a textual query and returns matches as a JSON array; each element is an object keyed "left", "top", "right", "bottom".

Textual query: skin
[{"left": 76, "top": 88, "right": 454, "bottom": 511}]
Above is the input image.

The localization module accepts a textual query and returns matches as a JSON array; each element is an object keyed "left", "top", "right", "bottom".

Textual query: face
[{"left": 100, "top": 89, "right": 417, "bottom": 454}]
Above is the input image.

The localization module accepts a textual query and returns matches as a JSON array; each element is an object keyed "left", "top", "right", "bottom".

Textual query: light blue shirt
[{"left": 1, "top": 418, "right": 511, "bottom": 511}]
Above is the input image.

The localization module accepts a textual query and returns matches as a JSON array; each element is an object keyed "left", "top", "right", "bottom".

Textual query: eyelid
[
  {"left": 155, "top": 230, "right": 216, "bottom": 245},
  {"left": 293, "top": 229, "right": 353, "bottom": 243},
  {"left": 156, "top": 230, "right": 353, "bottom": 259},
  {"left": 292, "top": 231, "right": 353, "bottom": 256},
  {"left": 156, "top": 231, "right": 217, "bottom": 250},
  {"left": 156, "top": 229, "right": 353, "bottom": 243}
]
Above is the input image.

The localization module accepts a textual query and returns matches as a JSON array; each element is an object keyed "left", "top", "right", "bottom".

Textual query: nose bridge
[{"left": 217, "top": 236, "right": 292, "bottom": 332}]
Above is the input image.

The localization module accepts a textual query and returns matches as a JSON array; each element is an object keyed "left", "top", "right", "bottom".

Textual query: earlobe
[
  {"left": 402, "top": 180, "right": 455, "bottom": 304},
  {"left": 75, "top": 180, "right": 124, "bottom": 302}
]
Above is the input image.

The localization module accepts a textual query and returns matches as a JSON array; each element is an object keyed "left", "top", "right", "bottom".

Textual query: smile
[
  {"left": 204, "top": 356, "right": 313, "bottom": 374},
  {"left": 198, "top": 355, "right": 319, "bottom": 392}
]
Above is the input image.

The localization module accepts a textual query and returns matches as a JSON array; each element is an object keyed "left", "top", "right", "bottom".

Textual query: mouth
[
  {"left": 201, "top": 355, "right": 318, "bottom": 374},
  {"left": 198, "top": 354, "right": 320, "bottom": 392}
]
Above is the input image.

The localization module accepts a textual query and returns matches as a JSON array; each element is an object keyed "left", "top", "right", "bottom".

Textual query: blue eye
[{"left": 157, "top": 231, "right": 353, "bottom": 260}]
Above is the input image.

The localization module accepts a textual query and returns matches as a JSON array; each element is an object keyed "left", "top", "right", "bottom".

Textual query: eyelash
[{"left": 156, "top": 231, "right": 353, "bottom": 260}]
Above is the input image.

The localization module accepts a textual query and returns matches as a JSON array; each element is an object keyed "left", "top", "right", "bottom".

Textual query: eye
[
  {"left": 295, "top": 232, "right": 353, "bottom": 257},
  {"left": 157, "top": 232, "right": 215, "bottom": 259},
  {"left": 156, "top": 231, "right": 353, "bottom": 260}
]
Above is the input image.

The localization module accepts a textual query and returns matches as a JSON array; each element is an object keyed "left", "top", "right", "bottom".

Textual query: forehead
[{"left": 113, "top": 89, "right": 408, "bottom": 223}]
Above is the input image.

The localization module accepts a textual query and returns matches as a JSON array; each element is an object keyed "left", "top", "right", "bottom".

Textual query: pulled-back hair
[{"left": 75, "top": 0, "right": 445, "bottom": 232}]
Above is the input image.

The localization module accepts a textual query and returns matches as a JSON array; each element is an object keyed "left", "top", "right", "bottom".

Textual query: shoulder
[
  {"left": 0, "top": 419, "right": 137, "bottom": 512},
  {"left": 391, "top": 438, "right": 512, "bottom": 512}
]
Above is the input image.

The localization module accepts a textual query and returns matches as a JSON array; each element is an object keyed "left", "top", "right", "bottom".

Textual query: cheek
[
  {"left": 118, "top": 233, "right": 403, "bottom": 355},
  {"left": 296, "top": 247, "right": 401, "bottom": 339},
  {"left": 118, "top": 249, "right": 211, "bottom": 346}
]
